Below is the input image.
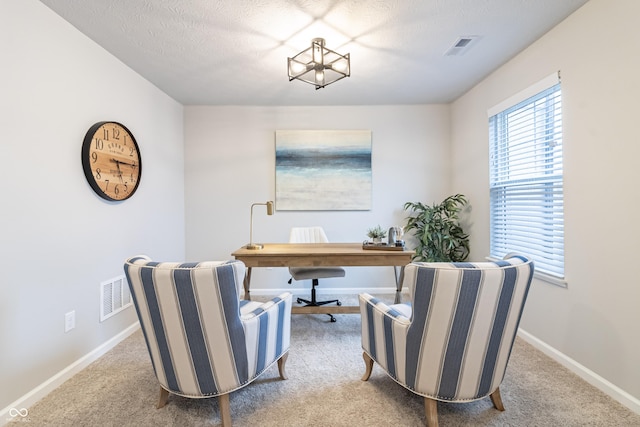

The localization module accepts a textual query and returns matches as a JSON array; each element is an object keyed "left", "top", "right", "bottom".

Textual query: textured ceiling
[{"left": 39, "top": 0, "right": 589, "bottom": 106}]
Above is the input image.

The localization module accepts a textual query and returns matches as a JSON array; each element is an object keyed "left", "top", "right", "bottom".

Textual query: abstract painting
[{"left": 275, "top": 130, "right": 372, "bottom": 211}]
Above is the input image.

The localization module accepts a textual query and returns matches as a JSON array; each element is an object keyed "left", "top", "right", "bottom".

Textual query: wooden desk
[{"left": 231, "top": 243, "right": 413, "bottom": 313}]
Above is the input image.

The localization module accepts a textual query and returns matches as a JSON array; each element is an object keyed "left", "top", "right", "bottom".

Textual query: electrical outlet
[{"left": 65, "top": 310, "right": 75, "bottom": 332}]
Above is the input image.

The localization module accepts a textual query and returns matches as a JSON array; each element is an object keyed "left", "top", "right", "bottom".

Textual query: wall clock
[{"left": 81, "top": 121, "right": 142, "bottom": 201}]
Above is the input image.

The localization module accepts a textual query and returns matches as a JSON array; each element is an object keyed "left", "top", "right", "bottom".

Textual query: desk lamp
[{"left": 247, "top": 201, "right": 274, "bottom": 250}]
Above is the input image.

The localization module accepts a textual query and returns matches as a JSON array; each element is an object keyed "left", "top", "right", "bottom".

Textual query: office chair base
[
  {"left": 296, "top": 297, "right": 342, "bottom": 307},
  {"left": 296, "top": 281, "right": 341, "bottom": 322}
]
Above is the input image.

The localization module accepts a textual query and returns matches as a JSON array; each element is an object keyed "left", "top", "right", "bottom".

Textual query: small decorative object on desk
[
  {"left": 388, "top": 226, "right": 404, "bottom": 246},
  {"left": 366, "top": 225, "right": 387, "bottom": 244}
]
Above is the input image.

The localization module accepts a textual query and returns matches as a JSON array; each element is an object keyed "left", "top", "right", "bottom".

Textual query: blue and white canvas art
[{"left": 275, "top": 130, "right": 372, "bottom": 211}]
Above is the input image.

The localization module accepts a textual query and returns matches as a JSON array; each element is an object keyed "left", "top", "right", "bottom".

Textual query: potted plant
[
  {"left": 403, "top": 194, "right": 470, "bottom": 262},
  {"left": 366, "top": 225, "right": 387, "bottom": 244}
]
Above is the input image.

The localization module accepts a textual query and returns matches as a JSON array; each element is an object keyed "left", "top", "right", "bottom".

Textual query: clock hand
[
  {"left": 110, "top": 158, "right": 124, "bottom": 182},
  {"left": 110, "top": 158, "right": 137, "bottom": 168}
]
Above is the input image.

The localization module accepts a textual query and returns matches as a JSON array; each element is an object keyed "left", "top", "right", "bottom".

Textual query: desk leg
[
  {"left": 243, "top": 267, "right": 252, "bottom": 301},
  {"left": 394, "top": 265, "right": 405, "bottom": 304}
]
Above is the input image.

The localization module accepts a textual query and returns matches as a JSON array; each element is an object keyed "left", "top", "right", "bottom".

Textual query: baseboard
[
  {"left": 517, "top": 328, "right": 640, "bottom": 414},
  {"left": 0, "top": 322, "right": 140, "bottom": 426},
  {"left": 249, "top": 287, "right": 401, "bottom": 296}
]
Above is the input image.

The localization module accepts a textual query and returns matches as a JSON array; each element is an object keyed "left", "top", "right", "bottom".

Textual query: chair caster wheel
[
  {"left": 330, "top": 316, "right": 337, "bottom": 322},
  {"left": 297, "top": 298, "right": 303, "bottom": 304},
  {"left": 337, "top": 301, "right": 342, "bottom": 306}
]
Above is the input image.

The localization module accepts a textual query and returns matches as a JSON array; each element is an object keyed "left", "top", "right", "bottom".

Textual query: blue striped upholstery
[
  {"left": 124, "top": 255, "right": 292, "bottom": 401},
  {"left": 360, "top": 254, "right": 534, "bottom": 404}
]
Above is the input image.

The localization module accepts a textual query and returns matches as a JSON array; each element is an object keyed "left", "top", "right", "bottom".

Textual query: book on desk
[{"left": 362, "top": 242, "right": 406, "bottom": 251}]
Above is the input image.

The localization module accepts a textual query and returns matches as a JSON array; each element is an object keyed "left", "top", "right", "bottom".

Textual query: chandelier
[{"left": 287, "top": 38, "right": 350, "bottom": 90}]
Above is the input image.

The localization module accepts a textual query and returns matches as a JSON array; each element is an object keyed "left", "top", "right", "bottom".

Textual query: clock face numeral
[{"left": 82, "top": 121, "right": 141, "bottom": 201}]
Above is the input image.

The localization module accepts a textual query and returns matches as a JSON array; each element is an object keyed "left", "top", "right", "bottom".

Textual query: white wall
[
  {"left": 184, "top": 105, "right": 451, "bottom": 292},
  {"left": 451, "top": 0, "right": 640, "bottom": 406},
  {"left": 0, "top": 0, "right": 185, "bottom": 412}
]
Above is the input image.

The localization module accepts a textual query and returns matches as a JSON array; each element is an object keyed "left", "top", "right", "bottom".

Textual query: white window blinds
[{"left": 488, "top": 72, "right": 564, "bottom": 278}]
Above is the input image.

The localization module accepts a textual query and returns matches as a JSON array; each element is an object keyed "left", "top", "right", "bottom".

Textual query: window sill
[
  {"left": 533, "top": 270, "right": 567, "bottom": 288},
  {"left": 486, "top": 256, "right": 567, "bottom": 288}
]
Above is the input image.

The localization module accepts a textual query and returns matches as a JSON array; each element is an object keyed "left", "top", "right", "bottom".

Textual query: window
[{"left": 488, "top": 72, "right": 564, "bottom": 280}]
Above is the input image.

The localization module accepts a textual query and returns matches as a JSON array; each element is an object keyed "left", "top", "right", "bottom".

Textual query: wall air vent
[
  {"left": 100, "top": 275, "right": 132, "bottom": 322},
  {"left": 444, "top": 36, "right": 480, "bottom": 56}
]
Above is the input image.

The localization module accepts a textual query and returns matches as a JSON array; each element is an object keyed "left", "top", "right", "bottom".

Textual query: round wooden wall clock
[{"left": 81, "top": 121, "right": 142, "bottom": 201}]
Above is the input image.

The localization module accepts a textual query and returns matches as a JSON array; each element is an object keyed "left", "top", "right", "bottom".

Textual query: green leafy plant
[
  {"left": 403, "top": 194, "right": 470, "bottom": 262},
  {"left": 366, "top": 225, "right": 387, "bottom": 240}
]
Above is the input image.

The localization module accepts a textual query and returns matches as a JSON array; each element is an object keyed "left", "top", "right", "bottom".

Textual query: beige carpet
[{"left": 11, "top": 294, "right": 640, "bottom": 426}]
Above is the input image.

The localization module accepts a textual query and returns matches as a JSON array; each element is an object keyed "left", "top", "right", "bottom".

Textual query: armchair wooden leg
[
  {"left": 425, "top": 397, "right": 439, "bottom": 427},
  {"left": 490, "top": 387, "right": 505, "bottom": 411},
  {"left": 277, "top": 352, "right": 289, "bottom": 380},
  {"left": 361, "top": 352, "right": 374, "bottom": 381},
  {"left": 157, "top": 387, "right": 169, "bottom": 409},
  {"left": 219, "top": 393, "right": 232, "bottom": 427}
]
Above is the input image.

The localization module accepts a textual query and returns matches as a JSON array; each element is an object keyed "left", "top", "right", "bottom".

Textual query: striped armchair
[
  {"left": 359, "top": 254, "right": 534, "bottom": 426},
  {"left": 124, "top": 256, "right": 292, "bottom": 427}
]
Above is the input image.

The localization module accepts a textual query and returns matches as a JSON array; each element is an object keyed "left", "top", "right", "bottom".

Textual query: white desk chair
[{"left": 288, "top": 226, "right": 345, "bottom": 322}]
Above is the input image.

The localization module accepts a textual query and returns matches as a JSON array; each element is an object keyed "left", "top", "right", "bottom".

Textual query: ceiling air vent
[{"left": 444, "top": 36, "right": 480, "bottom": 56}]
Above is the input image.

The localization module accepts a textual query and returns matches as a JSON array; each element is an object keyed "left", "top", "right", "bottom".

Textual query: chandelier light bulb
[
  {"left": 290, "top": 61, "right": 305, "bottom": 74},
  {"left": 332, "top": 60, "right": 347, "bottom": 72}
]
